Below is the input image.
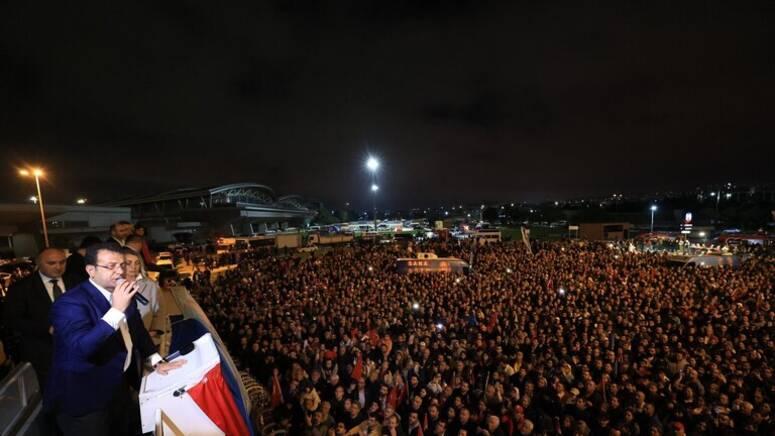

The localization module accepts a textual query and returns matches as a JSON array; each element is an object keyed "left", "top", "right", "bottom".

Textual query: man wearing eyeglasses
[{"left": 44, "top": 242, "right": 185, "bottom": 436}]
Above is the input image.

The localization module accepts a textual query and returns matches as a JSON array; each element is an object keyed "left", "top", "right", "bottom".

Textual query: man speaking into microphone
[{"left": 45, "top": 242, "right": 185, "bottom": 436}]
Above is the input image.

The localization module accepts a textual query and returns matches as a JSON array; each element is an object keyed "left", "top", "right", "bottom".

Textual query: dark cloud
[{"left": 0, "top": 1, "right": 773, "bottom": 208}]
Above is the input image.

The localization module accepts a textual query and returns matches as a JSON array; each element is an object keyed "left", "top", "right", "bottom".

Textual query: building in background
[
  {"left": 578, "top": 222, "right": 633, "bottom": 241},
  {"left": 102, "top": 183, "right": 316, "bottom": 243},
  {"left": 0, "top": 204, "right": 130, "bottom": 258}
]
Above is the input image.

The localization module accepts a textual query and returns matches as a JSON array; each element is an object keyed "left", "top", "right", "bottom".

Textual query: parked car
[
  {"left": 0, "top": 260, "right": 36, "bottom": 295},
  {"left": 156, "top": 252, "right": 174, "bottom": 269}
]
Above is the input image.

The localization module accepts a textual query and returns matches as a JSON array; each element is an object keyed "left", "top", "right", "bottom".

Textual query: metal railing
[{"left": 0, "top": 363, "right": 41, "bottom": 436}]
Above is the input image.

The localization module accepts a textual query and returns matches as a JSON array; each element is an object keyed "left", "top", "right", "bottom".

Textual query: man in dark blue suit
[{"left": 45, "top": 242, "right": 185, "bottom": 436}]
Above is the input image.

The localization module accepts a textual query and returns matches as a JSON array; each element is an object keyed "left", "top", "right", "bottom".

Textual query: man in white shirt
[{"left": 45, "top": 242, "right": 185, "bottom": 435}]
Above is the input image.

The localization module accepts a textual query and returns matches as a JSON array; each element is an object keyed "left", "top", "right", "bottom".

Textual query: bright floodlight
[
  {"left": 76, "top": 198, "right": 87, "bottom": 204},
  {"left": 371, "top": 184, "right": 379, "bottom": 192},
  {"left": 29, "top": 196, "right": 38, "bottom": 203},
  {"left": 650, "top": 205, "right": 658, "bottom": 211},
  {"left": 19, "top": 168, "right": 44, "bottom": 177},
  {"left": 366, "top": 157, "right": 379, "bottom": 172}
]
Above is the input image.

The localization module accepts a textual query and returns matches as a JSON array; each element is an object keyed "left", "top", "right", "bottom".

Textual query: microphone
[
  {"left": 163, "top": 342, "right": 196, "bottom": 362},
  {"left": 117, "top": 278, "right": 149, "bottom": 305}
]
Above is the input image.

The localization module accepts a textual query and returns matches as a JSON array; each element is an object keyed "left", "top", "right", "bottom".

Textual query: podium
[
  {"left": 139, "top": 333, "right": 225, "bottom": 435},
  {"left": 138, "top": 290, "right": 253, "bottom": 435}
]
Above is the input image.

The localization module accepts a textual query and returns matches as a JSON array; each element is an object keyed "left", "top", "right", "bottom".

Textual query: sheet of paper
[{"left": 142, "top": 333, "right": 220, "bottom": 394}]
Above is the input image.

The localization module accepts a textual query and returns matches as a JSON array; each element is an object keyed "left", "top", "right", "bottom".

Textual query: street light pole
[
  {"left": 371, "top": 183, "right": 378, "bottom": 233},
  {"left": 20, "top": 168, "right": 50, "bottom": 248},
  {"left": 366, "top": 156, "right": 380, "bottom": 238},
  {"left": 650, "top": 205, "right": 657, "bottom": 234}
]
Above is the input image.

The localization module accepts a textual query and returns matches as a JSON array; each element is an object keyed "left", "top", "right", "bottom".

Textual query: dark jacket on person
[
  {"left": 2, "top": 273, "right": 75, "bottom": 388},
  {"left": 64, "top": 252, "right": 89, "bottom": 285},
  {"left": 44, "top": 280, "right": 157, "bottom": 416}
]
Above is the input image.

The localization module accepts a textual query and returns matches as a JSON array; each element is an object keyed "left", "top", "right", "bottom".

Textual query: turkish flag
[
  {"left": 187, "top": 363, "right": 251, "bottom": 436},
  {"left": 351, "top": 353, "right": 364, "bottom": 381},
  {"left": 270, "top": 373, "right": 284, "bottom": 408}
]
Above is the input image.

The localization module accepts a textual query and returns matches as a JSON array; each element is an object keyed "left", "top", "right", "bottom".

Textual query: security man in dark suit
[{"left": 3, "top": 247, "right": 75, "bottom": 389}]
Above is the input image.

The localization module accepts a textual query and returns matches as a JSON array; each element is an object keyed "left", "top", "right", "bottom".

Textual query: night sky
[{"left": 1, "top": 2, "right": 773, "bottom": 209}]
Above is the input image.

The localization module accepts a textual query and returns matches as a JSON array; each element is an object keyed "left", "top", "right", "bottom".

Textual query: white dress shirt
[
  {"left": 39, "top": 271, "right": 65, "bottom": 302},
  {"left": 89, "top": 279, "right": 163, "bottom": 367}
]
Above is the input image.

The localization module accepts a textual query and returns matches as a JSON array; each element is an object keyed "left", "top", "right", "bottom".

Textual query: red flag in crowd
[
  {"left": 487, "top": 312, "right": 499, "bottom": 332},
  {"left": 270, "top": 373, "right": 284, "bottom": 407},
  {"left": 352, "top": 353, "right": 363, "bottom": 381}
]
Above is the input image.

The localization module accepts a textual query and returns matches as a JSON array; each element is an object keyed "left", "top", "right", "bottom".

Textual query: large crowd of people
[
  {"left": 192, "top": 239, "right": 774, "bottom": 435},
  {"left": 1, "top": 226, "right": 773, "bottom": 435}
]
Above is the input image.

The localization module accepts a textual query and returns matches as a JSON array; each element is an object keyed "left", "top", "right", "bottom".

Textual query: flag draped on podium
[
  {"left": 166, "top": 306, "right": 254, "bottom": 435},
  {"left": 188, "top": 363, "right": 251, "bottom": 436}
]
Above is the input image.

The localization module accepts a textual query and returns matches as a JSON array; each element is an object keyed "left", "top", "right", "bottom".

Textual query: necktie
[
  {"left": 50, "top": 279, "right": 63, "bottom": 301},
  {"left": 118, "top": 319, "right": 133, "bottom": 372}
]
